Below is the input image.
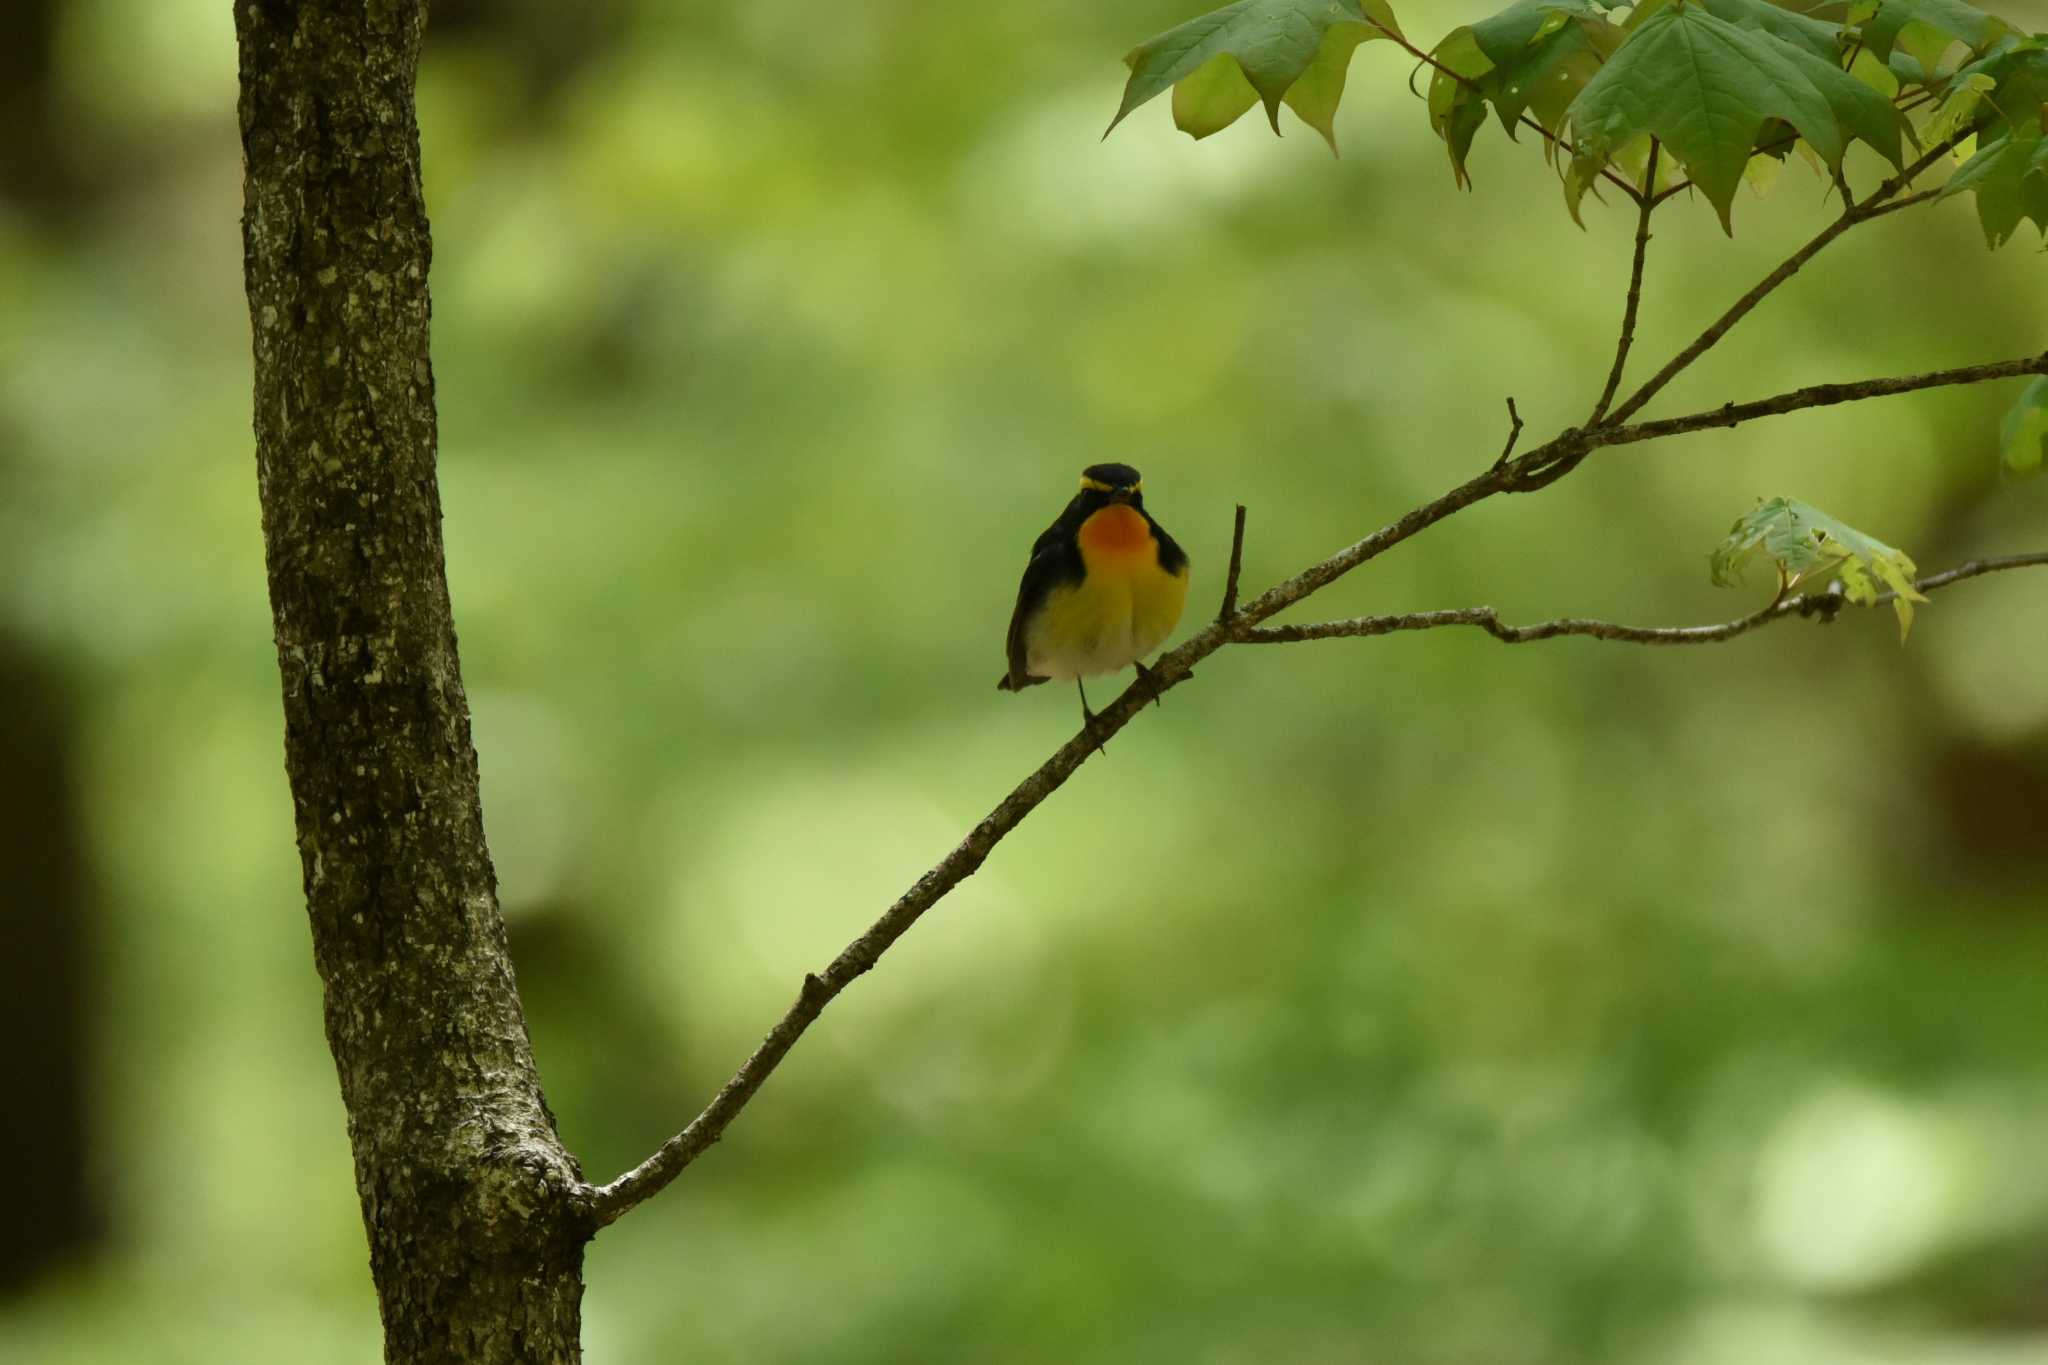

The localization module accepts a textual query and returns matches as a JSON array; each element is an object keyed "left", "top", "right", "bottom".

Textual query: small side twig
[
  {"left": 1218, "top": 504, "right": 1248, "bottom": 622},
  {"left": 1857, "top": 187, "right": 1942, "bottom": 222},
  {"left": 1590, "top": 140, "right": 1658, "bottom": 425},
  {"left": 1492, "top": 397, "right": 1526, "bottom": 468},
  {"left": 1239, "top": 551, "right": 2048, "bottom": 648},
  {"left": 587, "top": 133, "right": 2015, "bottom": 1228}
]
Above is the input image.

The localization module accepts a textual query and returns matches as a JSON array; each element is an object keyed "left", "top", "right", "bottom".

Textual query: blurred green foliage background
[{"left": 4, "top": 0, "right": 2048, "bottom": 1360}]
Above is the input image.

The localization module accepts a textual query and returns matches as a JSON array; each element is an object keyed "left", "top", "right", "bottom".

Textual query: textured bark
[{"left": 236, "top": 4, "right": 593, "bottom": 1360}]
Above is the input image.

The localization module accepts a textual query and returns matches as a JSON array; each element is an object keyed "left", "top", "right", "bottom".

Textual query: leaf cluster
[
  {"left": 1709, "top": 496, "right": 1929, "bottom": 637},
  {"left": 1108, "top": 0, "right": 2044, "bottom": 644},
  {"left": 1111, "top": 0, "right": 2048, "bottom": 241},
  {"left": 1106, "top": 0, "right": 1405, "bottom": 153}
]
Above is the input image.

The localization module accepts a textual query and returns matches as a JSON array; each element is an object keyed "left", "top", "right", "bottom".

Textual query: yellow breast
[{"left": 1023, "top": 505, "right": 1190, "bottom": 681}]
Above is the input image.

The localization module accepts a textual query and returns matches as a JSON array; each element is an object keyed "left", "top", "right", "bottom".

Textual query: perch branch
[
  {"left": 587, "top": 140, "right": 2023, "bottom": 1228},
  {"left": 589, "top": 455, "right": 1519, "bottom": 1225}
]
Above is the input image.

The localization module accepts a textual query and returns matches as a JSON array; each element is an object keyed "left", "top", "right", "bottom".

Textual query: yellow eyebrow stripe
[{"left": 1078, "top": 476, "right": 1143, "bottom": 493}]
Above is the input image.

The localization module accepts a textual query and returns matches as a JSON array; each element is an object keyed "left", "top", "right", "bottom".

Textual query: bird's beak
[{"left": 1110, "top": 487, "right": 1136, "bottom": 503}]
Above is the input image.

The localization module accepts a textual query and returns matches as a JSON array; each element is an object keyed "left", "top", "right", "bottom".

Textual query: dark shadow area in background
[{"left": 0, "top": 641, "right": 98, "bottom": 1291}]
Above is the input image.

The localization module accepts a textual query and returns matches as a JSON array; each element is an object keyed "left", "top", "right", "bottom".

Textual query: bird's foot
[
  {"left": 1134, "top": 661, "right": 1169, "bottom": 709},
  {"left": 1080, "top": 708, "right": 1110, "bottom": 756},
  {"left": 1075, "top": 680, "right": 1110, "bottom": 756}
]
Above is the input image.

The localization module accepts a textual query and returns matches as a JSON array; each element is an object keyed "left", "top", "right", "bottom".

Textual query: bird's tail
[{"left": 996, "top": 671, "right": 1048, "bottom": 692}]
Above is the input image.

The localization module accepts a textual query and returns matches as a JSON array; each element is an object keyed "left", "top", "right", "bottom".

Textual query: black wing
[
  {"left": 999, "top": 507, "right": 1085, "bottom": 690},
  {"left": 1145, "top": 511, "right": 1189, "bottom": 577}
]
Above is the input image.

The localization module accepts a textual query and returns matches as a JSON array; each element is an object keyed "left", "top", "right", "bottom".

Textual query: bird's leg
[{"left": 1076, "top": 679, "right": 1108, "bottom": 755}]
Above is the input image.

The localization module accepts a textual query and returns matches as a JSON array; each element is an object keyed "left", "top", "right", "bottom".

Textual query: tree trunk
[{"left": 235, "top": 4, "right": 593, "bottom": 1359}]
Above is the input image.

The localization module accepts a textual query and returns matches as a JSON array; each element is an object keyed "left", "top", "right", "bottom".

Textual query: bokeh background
[{"left": 4, "top": 0, "right": 2048, "bottom": 1360}]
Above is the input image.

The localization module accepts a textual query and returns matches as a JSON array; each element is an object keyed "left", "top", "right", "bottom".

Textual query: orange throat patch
[{"left": 1078, "top": 503, "right": 1152, "bottom": 564}]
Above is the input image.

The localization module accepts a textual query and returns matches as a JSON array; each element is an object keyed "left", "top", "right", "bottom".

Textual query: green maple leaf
[
  {"left": 1107, "top": 0, "right": 1403, "bottom": 153},
  {"left": 1687, "top": 0, "right": 1846, "bottom": 63},
  {"left": 1428, "top": 28, "right": 1498, "bottom": 186},
  {"left": 1998, "top": 376, "right": 2048, "bottom": 475},
  {"left": 1857, "top": 0, "right": 2013, "bottom": 71},
  {"left": 1470, "top": 3, "right": 1622, "bottom": 139},
  {"left": 1947, "top": 39, "right": 2048, "bottom": 141},
  {"left": 1563, "top": 0, "right": 1904, "bottom": 230},
  {"left": 1472, "top": 0, "right": 1614, "bottom": 59},
  {"left": 1922, "top": 70, "right": 1997, "bottom": 144},
  {"left": 1936, "top": 118, "right": 2048, "bottom": 247},
  {"left": 1710, "top": 497, "right": 1929, "bottom": 639},
  {"left": 1428, "top": 0, "right": 1625, "bottom": 186}
]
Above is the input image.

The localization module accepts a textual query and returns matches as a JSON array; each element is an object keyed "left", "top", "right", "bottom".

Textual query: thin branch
[
  {"left": 1501, "top": 349, "right": 2048, "bottom": 492},
  {"left": 1219, "top": 505, "right": 1249, "bottom": 621},
  {"left": 1493, "top": 397, "right": 1525, "bottom": 468},
  {"left": 1604, "top": 131, "right": 1970, "bottom": 428},
  {"left": 1576, "top": 147, "right": 1651, "bottom": 207},
  {"left": 1588, "top": 352, "right": 2048, "bottom": 452},
  {"left": 1857, "top": 186, "right": 1942, "bottom": 221},
  {"left": 1912, "top": 551, "right": 2048, "bottom": 593},
  {"left": 588, "top": 454, "right": 1520, "bottom": 1226},
  {"left": 588, "top": 125, "right": 1995, "bottom": 1231},
  {"left": 1590, "top": 140, "right": 1659, "bottom": 425},
  {"left": 1241, "top": 552, "right": 2048, "bottom": 647},
  {"left": 1649, "top": 178, "right": 1692, "bottom": 208},
  {"left": 591, "top": 716, "right": 1115, "bottom": 1224},
  {"left": 593, "top": 343, "right": 2044, "bottom": 1224}
]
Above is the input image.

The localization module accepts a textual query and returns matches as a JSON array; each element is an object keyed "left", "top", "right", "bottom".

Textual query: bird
[{"left": 998, "top": 462, "right": 1190, "bottom": 741}]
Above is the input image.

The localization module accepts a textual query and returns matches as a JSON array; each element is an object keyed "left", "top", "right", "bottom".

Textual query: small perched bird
[{"left": 998, "top": 462, "right": 1190, "bottom": 734}]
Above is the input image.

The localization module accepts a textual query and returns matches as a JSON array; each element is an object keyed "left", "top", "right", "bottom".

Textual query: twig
[
  {"left": 1590, "top": 141, "right": 1659, "bottom": 425},
  {"left": 588, "top": 455, "right": 1518, "bottom": 1226},
  {"left": 1650, "top": 178, "right": 1691, "bottom": 207},
  {"left": 587, "top": 132, "right": 2007, "bottom": 1230},
  {"left": 1604, "top": 130, "right": 1970, "bottom": 428},
  {"left": 591, "top": 341, "right": 2045, "bottom": 1223},
  {"left": 1912, "top": 552, "right": 2048, "bottom": 594},
  {"left": 1492, "top": 397, "right": 1525, "bottom": 468},
  {"left": 1240, "top": 552, "right": 2048, "bottom": 647},
  {"left": 1857, "top": 187, "right": 1942, "bottom": 221},
  {"left": 1502, "top": 349, "right": 2048, "bottom": 491},
  {"left": 1587, "top": 352, "right": 2048, "bottom": 452},
  {"left": 1831, "top": 162, "right": 1856, "bottom": 209},
  {"left": 1218, "top": 505, "right": 1248, "bottom": 621},
  {"left": 589, "top": 722, "right": 1102, "bottom": 1224}
]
